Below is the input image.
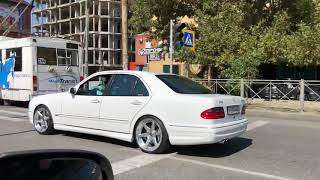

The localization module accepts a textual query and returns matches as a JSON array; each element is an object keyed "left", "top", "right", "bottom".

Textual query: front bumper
[{"left": 168, "top": 119, "right": 248, "bottom": 145}]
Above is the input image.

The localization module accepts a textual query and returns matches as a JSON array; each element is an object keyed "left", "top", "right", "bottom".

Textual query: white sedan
[{"left": 28, "top": 71, "right": 248, "bottom": 153}]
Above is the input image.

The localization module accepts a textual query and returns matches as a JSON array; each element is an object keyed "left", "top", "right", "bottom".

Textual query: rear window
[{"left": 156, "top": 75, "right": 212, "bottom": 94}]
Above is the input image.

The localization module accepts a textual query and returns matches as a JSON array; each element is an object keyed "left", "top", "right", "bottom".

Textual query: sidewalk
[
  {"left": 247, "top": 99, "right": 320, "bottom": 113},
  {"left": 247, "top": 108, "right": 320, "bottom": 122}
]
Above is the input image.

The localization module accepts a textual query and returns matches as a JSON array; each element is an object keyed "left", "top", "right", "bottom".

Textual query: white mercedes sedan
[{"left": 28, "top": 71, "right": 248, "bottom": 153}]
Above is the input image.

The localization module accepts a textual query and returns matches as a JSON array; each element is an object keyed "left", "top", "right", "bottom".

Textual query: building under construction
[{"left": 32, "top": 0, "right": 122, "bottom": 74}]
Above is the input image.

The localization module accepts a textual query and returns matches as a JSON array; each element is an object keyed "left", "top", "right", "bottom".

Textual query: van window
[
  {"left": 6, "top": 48, "right": 22, "bottom": 71},
  {"left": 57, "top": 49, "right": 78, "bottom": 66},
  {"left": 67, "top": 50, "right": 78, "bottom": 66},
  {"left": 57, "top": 49, "right": 67, "bottom": 66},
  {"left": 37, "top": 47, "right": 57, "bottom": 65}
]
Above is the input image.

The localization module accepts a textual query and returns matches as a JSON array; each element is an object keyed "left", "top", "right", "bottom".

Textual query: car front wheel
[
  {"left": 135, "top": 117, "right": 170, "bottom": 154},
  {"left": 33, "top": 105, "right": 55, "bottom": 135}
]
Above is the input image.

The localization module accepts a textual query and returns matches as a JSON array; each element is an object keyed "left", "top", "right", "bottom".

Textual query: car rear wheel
[
  {"left": 33, "top": 105, "right": 55, "bottom": 135},
  {"left": 135, "top": 117, "right": 170, "bottom": 154}
]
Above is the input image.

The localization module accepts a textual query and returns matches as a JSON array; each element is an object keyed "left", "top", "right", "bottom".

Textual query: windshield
[{"left": 156, "top": 75, "right": 212, "bottom": 94}]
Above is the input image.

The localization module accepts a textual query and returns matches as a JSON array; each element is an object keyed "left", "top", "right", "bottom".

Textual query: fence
[{"left": 194, "top": 79, "right": 320, "bottom": 112}]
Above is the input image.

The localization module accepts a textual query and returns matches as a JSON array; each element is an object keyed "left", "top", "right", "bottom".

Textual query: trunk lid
[{"left": 180, "top": 94, "right": 246, "bottom": 125}]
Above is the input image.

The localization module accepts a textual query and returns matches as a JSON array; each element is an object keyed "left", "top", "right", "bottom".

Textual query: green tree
[
  {"left": 129, "top": 0, "right": 320, "bottom": 79},
  {"left": 194, "top": 0, "right": 320, "bottom": 79},
  {"left": 194, "top": 0, "right": 264, "bottom": 79},
  {"left": 129, "top": 0, "right": 201, "bottom": 38}
]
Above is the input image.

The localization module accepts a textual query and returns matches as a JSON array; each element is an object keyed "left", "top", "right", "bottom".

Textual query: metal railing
[{"left": 194, "top": 78, "right": 320, "bottom": 111}]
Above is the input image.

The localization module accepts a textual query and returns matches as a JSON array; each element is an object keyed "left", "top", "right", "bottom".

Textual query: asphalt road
[{"left": 0, "top": 105, "right": 319, "bottom": 180}]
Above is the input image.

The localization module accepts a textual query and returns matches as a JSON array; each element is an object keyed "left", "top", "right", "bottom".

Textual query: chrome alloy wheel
[
  {"left": 33, "top": 107, "right": 51, "bottom": 133},
  {"left": 136, "top": 118, "right": 163, "bottom": 152}
]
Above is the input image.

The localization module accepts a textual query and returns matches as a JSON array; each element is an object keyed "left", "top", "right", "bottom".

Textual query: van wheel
[
  {"left": 3, "top": 100, "right": 11, "bottom": 106},
  {"left": 135, "top": 117, "right": 170, "bottom": 154},
  {"left": 33, "top": 105, "right": 55, "bottom": 135}
]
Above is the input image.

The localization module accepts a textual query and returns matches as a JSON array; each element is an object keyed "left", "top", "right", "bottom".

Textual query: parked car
[
  {"left": 250, "top": 83, "right": 320, "bottom": 101},
  {"left": 28, "top": 71, "right": 248, "bottom": 154}
]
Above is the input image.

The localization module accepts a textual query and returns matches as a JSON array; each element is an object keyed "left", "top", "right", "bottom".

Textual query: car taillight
[
  {"left": 33, "top": 75, "right": 38, "bottom": 91},
  {"left": 201, "top": 107, "right": 225, "bottom": 119},
  {"left": 241, "top": 104, "right": 247, "bottom": 115},
  {"left": 80, "top": 76, "right": 84, "bottom": 81}
]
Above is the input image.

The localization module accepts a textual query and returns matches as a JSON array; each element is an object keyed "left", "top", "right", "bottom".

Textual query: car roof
[
  {"left": 80, "top": 70, "right": 178, "bottom": 95},
  {"left": 93, "top": 70, "right": 175, "bottom": 77}
]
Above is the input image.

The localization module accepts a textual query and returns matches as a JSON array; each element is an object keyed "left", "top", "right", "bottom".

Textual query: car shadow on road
[
  {"left": 173, "top": 137, "right": 252, "bottom": 158},
  {"left": 59, "top": 131, "right": 252, "bottom": 156},
  {"left": 0, "top": 130, "right": 35, "bottom": 137},
  {"left": 59, "top": 131, "right": 138, "bottom": 149}
]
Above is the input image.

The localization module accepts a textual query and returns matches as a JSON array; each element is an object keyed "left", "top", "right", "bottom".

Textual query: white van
[{"left": 0, "top": 37, "right": 82, "bottom": 103}]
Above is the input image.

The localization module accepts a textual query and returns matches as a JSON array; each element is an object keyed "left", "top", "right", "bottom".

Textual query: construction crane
[{"left": 1, "top": 0, "right": 35, "bottom": 37}]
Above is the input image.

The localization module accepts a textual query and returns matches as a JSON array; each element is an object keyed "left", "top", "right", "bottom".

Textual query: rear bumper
[
  {"left": 168, "top": 119, "right": 248, "bottom": 145},
  {"left": 0, "top": 89, "right": 32, "bottom": 102}
]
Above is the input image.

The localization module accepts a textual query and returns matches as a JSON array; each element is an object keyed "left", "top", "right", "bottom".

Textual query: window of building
[{"left": 114, "top": 5, "right": 121, "bottom": 17}]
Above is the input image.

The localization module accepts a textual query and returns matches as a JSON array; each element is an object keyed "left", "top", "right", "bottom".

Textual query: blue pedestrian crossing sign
[{"left": 183, "top": 30, "right": 195, "bottom": 52}]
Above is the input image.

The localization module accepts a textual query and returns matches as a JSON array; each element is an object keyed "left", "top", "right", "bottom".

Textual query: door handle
[
  {"left": 90, "top": 99, "right": 100, "bottom": 103},
  {"left": 130, "top": 100, "right": 142, "bottom": 105}
]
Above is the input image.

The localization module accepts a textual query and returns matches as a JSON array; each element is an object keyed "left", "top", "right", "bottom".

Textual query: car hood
[{"left": 35, "top": 92, "right": 68, "bottom": 100}]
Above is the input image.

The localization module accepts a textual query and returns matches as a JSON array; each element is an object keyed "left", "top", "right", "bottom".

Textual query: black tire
[
  {"left": 134, "top": 116, "right": 170, "bottom": 154},
  {"left": 33, "top": 105, "right": 55, "bottom": 135},
  {"left": 3, "top": 100, "right": 11, "bottom": 106}
]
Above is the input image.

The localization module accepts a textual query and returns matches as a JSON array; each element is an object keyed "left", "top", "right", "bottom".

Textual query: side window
[
  {"left": 6, "top": 48, "right": 22, "bottom": 71},
  {"left": 109, "top": 74, "right": 137, "bottom": 96},
  {"left": 132, "top": 79, "right": 149, "bottom": 96},
  {"left": 109, "top": 74, "right": 149, "bottom": 96},
  {"left": 77, "top": 75, "right": 111, "bottom": 96}
]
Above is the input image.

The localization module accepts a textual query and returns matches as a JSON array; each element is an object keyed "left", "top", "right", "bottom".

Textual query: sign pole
[
  {"left": 84, "top": 0, "right": 89, "bottom": 77},
  {"left": 169, "top": 19, "right": 174, "bottom": 74}
]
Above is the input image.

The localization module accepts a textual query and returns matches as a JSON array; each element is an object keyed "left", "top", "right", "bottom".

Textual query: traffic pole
[
  {"left": 121, "top": 0, "right": 128, "bottom": 70},
  {"left": 169, "top": 19, "right": 174, "bottom": 74},
  {"left": 84, "top": 0, "right": 89, "bottom": 77}
]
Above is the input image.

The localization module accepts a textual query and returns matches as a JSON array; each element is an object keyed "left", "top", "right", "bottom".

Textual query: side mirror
[
  {"left": 69, "top": 87, "right": 77, "bottom": 95},
  {"left": 0, "top": 150, "right": 114, "bottom": 180}
]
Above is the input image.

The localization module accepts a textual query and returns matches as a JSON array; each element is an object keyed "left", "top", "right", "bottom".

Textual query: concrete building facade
[{"left": 32, "top": 0, "right": 122, "bottom": 74}]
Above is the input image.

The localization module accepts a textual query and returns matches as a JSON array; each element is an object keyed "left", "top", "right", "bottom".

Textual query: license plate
[{"left": 227, "top": 105, "right": 240, "bottom": 115}]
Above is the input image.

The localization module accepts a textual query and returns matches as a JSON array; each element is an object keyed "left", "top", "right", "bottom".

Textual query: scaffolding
[{"left": 32, "top": 0, "right": 122, "bottom": 74}]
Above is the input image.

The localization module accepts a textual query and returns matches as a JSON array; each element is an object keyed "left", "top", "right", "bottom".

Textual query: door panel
[
  {"left": 100, "top": 96, "right": 149, "bottom": 133},
  {"left": 59, "top": 74, "right": 111, "bottom": 130},
  {"left": 60, "top": 94, "right": 101, "bottom": 129},
  {"left": 99, "top": 74, "right": 150, "bottom": 133}
]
